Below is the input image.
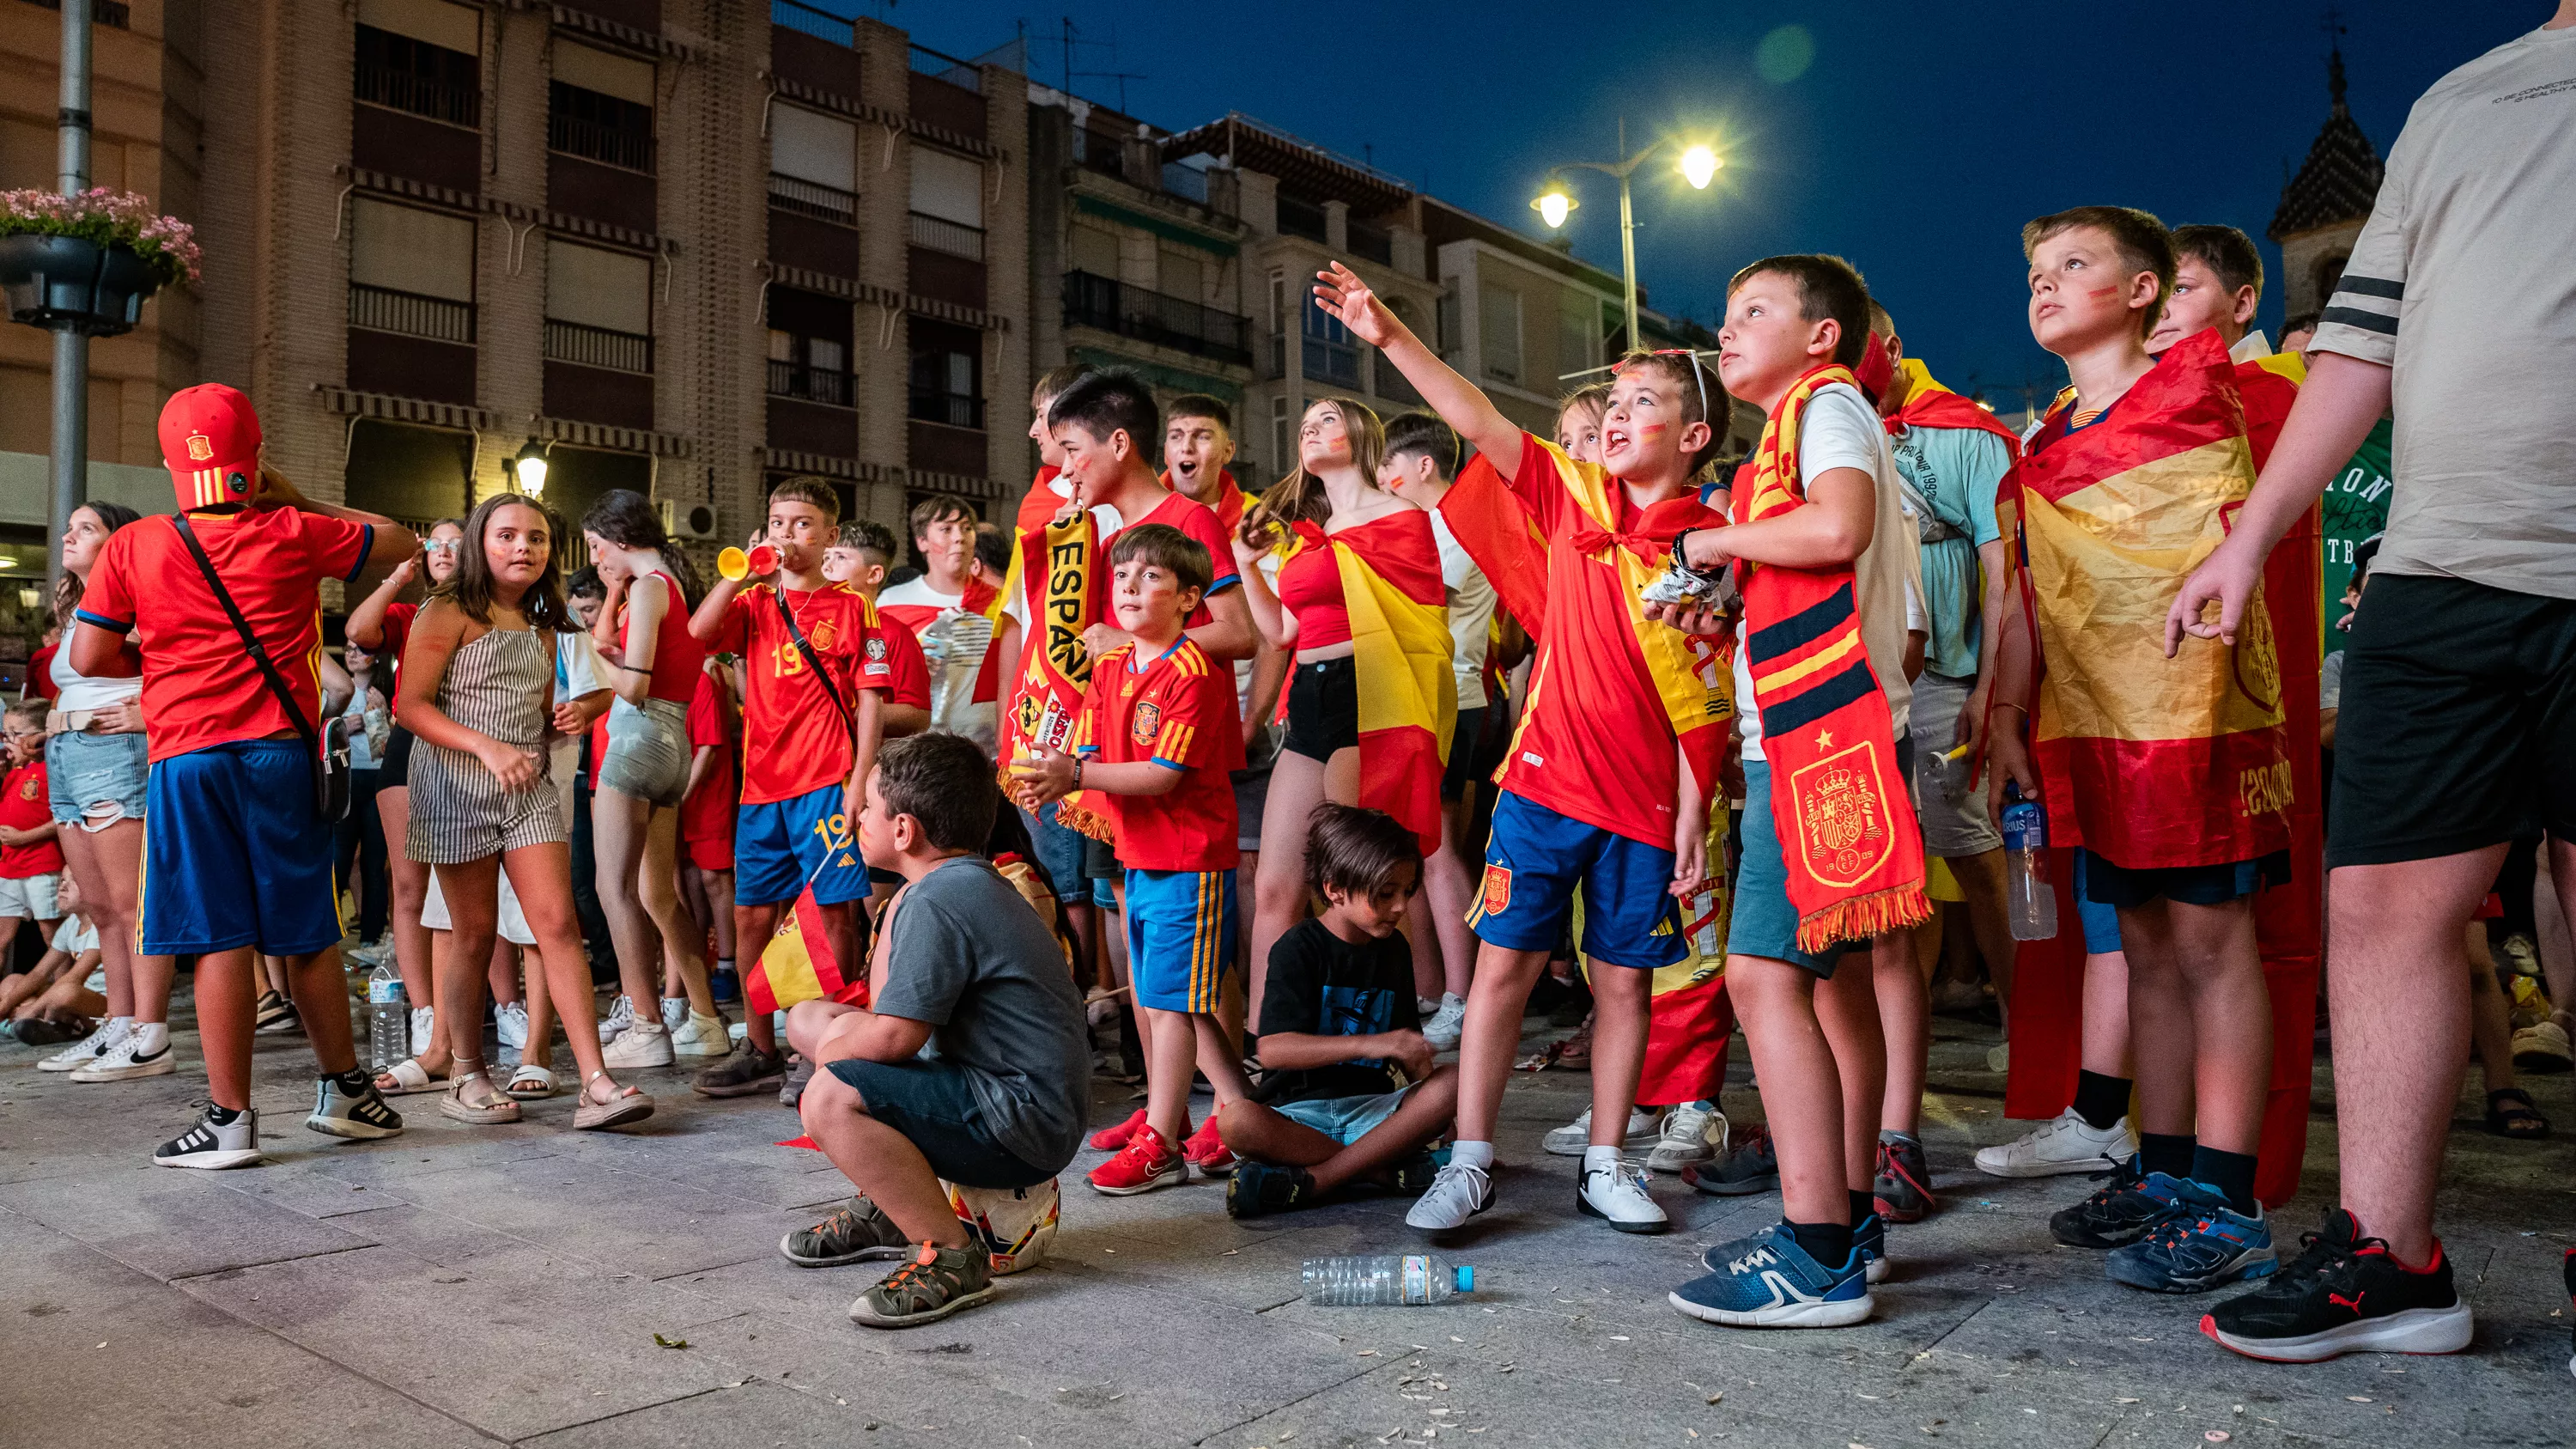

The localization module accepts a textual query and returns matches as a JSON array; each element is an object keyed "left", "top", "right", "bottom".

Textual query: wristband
[{"left": 1072, "top": 758, "right": 1084, "bottom": 792}]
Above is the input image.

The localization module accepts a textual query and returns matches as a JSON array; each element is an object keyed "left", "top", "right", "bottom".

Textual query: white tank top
[{"left": 51, "top": 635, "right": 143, "bottom": 713}]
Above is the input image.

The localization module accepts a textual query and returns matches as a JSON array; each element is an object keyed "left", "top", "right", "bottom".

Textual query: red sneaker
[
  {"left": 1183, "top": 1112, "right": 1234, "bottom": 1173},
  {"left": 1088, "top": 1107, "right": 1148, "bottom": 1153},
  {"left": 1088, "top": 1128, "right": 1185, "bottom": 1196}
]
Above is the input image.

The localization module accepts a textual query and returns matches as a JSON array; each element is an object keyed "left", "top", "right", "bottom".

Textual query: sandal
[
  {"left": 374, "top": 1056, "right": 450, "bottom": 1096},
  {"left": 439, "top": 1063, "right": 524, "bottom": 1125},
  {"left": 505, "top": 1063, "right": 557, "bottom": 1100},
  {"left": 574, "top": 1070, "right": 654, "bottom": 1131},
  {"left": 2485, "top": 1087, "right": 2549, "bottom": 1139}
]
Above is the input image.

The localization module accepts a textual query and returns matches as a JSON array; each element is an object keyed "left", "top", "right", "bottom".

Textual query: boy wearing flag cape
[
  {"left": 1659, "top": 256, "right": 1931, "bottom": 1330},
  {"left": 1986, "top": 208, "right": 2293, "bottom": 1298},
  {"left": 1310, "top": 262, "right": 1728, "bottom": 1239}
]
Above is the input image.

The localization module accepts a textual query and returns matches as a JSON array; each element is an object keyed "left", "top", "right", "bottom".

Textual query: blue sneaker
[
  {"left": 2105, "top": 1178, "right": 2278, "bottom": 1294},
  {"left": 1670, "top": 1221, "right": 1874, "bottom": 1328},
  {"left": 1855, "top": 1210, "right": 1888, "bottom": 1284}
]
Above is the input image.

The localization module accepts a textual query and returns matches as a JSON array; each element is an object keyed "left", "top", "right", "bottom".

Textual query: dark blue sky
[{"left": 887, "top": 1, "right": 2540, "bottom": 399}]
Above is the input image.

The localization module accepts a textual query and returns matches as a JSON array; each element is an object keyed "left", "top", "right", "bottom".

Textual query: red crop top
[
  {"left": 639, "top": 569, "right": 707, "bottom": 705},
  {"left": 1274, "top": 512, "right": 1445, "bottom": 651}
]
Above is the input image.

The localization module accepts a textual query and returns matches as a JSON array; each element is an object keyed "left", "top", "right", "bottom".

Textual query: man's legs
[
  {"left": 1452, "top": 942, "right": 1549, "bottom": 1142},
  {"left": 1585, "top": 964, "right": 1651, "bottom": 1148},
  {"left": 1869, "top": 930, "right": 1929, "bottom": 1136},
  {"left": 197, "top": 947, "right": 261, "bottom": 1111},
  {"left": 2122, "top": 894, "right": 2268, "bottom": 1164}
]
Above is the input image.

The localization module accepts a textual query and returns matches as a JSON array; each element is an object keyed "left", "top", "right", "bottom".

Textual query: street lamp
[
  {"left": 1531, "top": 119, "right": 1722, "bottom": 351},
  {"left": 511, "top": 439, "right": 549, "bottom": 497}
]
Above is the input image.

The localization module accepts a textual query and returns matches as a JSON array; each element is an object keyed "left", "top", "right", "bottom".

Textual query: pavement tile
[{"left": 0, "top": 1161, "right": 378, "bottom": 1282}]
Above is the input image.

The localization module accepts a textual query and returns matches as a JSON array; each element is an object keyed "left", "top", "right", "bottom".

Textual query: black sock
[
  {"left": 2071, "top": 1070, "right": 2132, "bottom": 1130},
  {"left": 328, "top": 1066, "right": 372, "bottom": 1094},
  {"left": 1850, "top": 1188, "right": 1877, "bottom": 1225},
  {"left": 2191, "top": 1145, "right": 2260, "bottom": 1216},
  {"left": 2139, "top": 1132, "right": 2196, "bottom": 1179},
  {"left": 1789, "top": 1218, "right": 1854, "bottom": 1267},
  {"left": 206, "top": 1103, "right": 244, "bottom": 1126}
]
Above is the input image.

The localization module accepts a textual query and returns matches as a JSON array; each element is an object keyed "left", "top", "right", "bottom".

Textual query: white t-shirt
[
  {"left": 52, "top": 915, "right": 98, "bottom": 956},
  {"left": 50, "top": 635, "right": 143, "bottom": 713},
  {"left": 2306, "top": 22, "right": 2576, "bottom": 599},
  {"left": 1734, "top": 381, "right": 1924, "bottom": 762},
  {"left": 1426, "top": 509, "right": 1497, "bottom": 714}
]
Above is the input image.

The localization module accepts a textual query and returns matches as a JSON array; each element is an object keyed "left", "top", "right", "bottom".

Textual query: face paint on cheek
[
  {"left": 2085, "top": 286, "right": 2122, "bottom": 301},
  {"left": 1642, "top": 423, "right": 1669, "bottom": 439}
]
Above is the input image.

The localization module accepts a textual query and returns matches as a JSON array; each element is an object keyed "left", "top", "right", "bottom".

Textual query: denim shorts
[
  {"left": 1022, "top": 804, "right": 1091, "bottom": 908},
  {"left": 1727, "top": 760, "right": 1856, "bottom": 978},
  {"left": 1275, "top": 1084, "right": 1412, "bottom": 1145},
  {"left": 47, "top": 728, "right": 148, "bottom": 828},
  {"left": 825, "top": 1055, "right": 1060, "bottom": 1189},
  {"left": 598, "top": 697, "right": 690, "bottom": 807}
]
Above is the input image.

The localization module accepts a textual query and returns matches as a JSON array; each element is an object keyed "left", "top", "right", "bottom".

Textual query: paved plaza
[{"left": 3, "top": 988, "right": 2571, "bottom": 1449}]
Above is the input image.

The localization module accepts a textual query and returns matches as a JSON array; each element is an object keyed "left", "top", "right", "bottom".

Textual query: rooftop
[{"left": 1161, "top": 112, "right": 1415, "bottom": 215}]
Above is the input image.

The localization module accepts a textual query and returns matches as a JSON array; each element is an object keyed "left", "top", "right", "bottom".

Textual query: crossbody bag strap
[
  {"left": 171, "top": 513, "right": 323, "bottom": 759},
  {"left": 769, "top": 587, "right": 859, "bottom": 752}
]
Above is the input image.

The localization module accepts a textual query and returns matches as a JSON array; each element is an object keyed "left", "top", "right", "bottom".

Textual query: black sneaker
[
  {"left": 781, "top": 1196, "right": 912, "bottom": 1266},
  {"left": 307, "top": 1075, "right": 404, "bottom": 1140},
  {"left": 252, "top": 991, "right": 301, "bottom": 1035},
  {"left": 691, "top": 1046, "right": 787, "bottom": 1099},
  {"left": 1873, "top": 1134, "right": 1937, "bottom": 1223},
  {"left": 2200, "top": 1207, "right": 2474, "bottom": 1363},
  {"left": 1388, "top": 1149, "right": 1442, "bottom": 1195},
  {"left": 2048, "top": 1157, "right": 2180, "bottom": 1249},
  {"left": 1684, "top": 1123, "right": 1778, "bottom": 1196},
  {"left": 1225, "top": 1160, "right": 1315, "bottom": 1220},
  {"left": 155, "top": 1105, "right": 264, "bottom": 1170}
]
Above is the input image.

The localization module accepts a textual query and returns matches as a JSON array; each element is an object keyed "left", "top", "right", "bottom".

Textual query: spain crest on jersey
[{"left": 1129, "top": 698, "right": 1162, "bottom": 747}]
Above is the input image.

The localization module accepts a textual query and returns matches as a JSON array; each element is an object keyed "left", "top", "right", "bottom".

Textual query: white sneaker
[
  {"left": 495, "top": 1002, "right": 530, "bottom": 1052},
  {"left": 598, "top": 995, "right": 635, "bottom": 1044},
  {"left": 1986, "top": 1041, "right": 2010, "bottom": 1074},
  {"left": 1973, "top": 1107, "right": 2134, "bottom": 1178},
  {"left": 671, "top": 1010, "right": 730, "bottom": 1057},
  {"left": 1543, "top": 1105, "right": 1660, "bottom": 1156},
  {"left": 660, "top": 996, "right": 689, "bottom": 1033},
  {"left": 1404, "top": 1160, "right": 1496, "bottom": 1231},
  {"left": 601, "top": 1020, "right": 674, "bottom": 1068},
  {"left": 1646, "top": 1102, "right": 1724, "bottom": 1172},
  {"left": 39, "top": 1015, "right": 128, "bottom": 1073},
  {"left": 409, "top": 1006, "right": 436, "bottom": 1057},
  {"left": 1420, "top": 993, "right": 1467, "bottom": 1052},
  {"left": 1577, "top": 1154, "right": 1668, "bottom": 1233},
  {"left": 70, "top": 1024, "right": 176, "bottom": 1082},
  {"left": 2512, "top": 1017, "right": 2573, "bottom": 1073},
  {"left": 154, "top": 1105, "right": 263, "bottom": 1170}
]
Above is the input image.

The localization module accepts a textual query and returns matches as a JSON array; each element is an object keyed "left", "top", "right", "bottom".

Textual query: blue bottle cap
[{"left": 1455, "top": 1264, "right": 1474, "bottom": 1292}]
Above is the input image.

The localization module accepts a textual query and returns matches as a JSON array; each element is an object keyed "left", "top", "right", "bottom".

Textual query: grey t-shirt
[
  {"left": 2306, "top": 22, "right": 2576, "bottom": 599},
  {"left": 873, "top": 856, "right": 1089, "bottom": 1171}
]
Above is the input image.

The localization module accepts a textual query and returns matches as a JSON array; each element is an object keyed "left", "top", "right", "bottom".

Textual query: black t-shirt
[{"left": 1256, "top": 917, "right": 1419, "bottom": 1103}]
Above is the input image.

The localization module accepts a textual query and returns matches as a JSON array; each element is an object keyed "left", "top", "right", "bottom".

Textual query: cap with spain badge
[{"left": 157, "top": 382, "right": 263, "bottom": 511}]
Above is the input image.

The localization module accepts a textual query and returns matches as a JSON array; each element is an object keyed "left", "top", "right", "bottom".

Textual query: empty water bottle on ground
[
  {"left": 2000, "top": 784, "right": 2058, "bottom": 941},
  {"left": 1303, "top": 1254, "right": 1476, "bottom": 1306},
  {"left": 368, "top": 960, "right": 408, "bottom": 1071}
]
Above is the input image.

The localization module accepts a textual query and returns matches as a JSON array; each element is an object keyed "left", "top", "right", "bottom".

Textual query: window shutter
[
  {"left": 770, "top": 105, "right": 854, "bottom": 189},
  {"left": 909, "top": 147, "right": 983, "bottom": 228},
  {"left": 350, "top": 198, "right": 475, "bottom": 301},
  {"left": 544, "top": 240, "right": 652, "bottom": 335}
]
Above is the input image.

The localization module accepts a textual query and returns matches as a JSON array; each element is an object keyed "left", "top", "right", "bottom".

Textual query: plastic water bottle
[
  {"left": 2000, "top": 785, "right": 2058, "bottom": 941},
  {"left": 367, "top": 961, "right": 408, "bottom": 1071},
  {"left": 1302, "top": 1254, "right": 1476, "bottom": 1306}
]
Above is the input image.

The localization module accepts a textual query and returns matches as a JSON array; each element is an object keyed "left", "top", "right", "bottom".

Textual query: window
[
  {"left": 1302, "top": 291, "right": 1359, "bottom": 387},
  {"left": 1068, "top": 222, "right": 1120, "bottom": 280},
  {"left": 766, "top": 288, "right": 853, "bottom": 405},
  {"left": 348, "top": 198, "right": 476, "bottom": 342},
  {"left": 1159, "top": 251, "right": 1205, "bottom": 304},
  {"left": 909, "top": 146, "right": 984, "bottom": 259},
  {"left": 544, "top": 240, "right": 652, "bottom": 371},
  {"left": 908, "top": 320, "right": 983, "bottom": 429},
  {"left": 769, "top": 105, "right": 856, "bottom": 222},
  {"left": 1479, "top": 281, "right": 1522, "bottom": 385},
  {"left": 549, "top": 44, "right": 655, "bottom": 173},
  {"left": 1558, "top": 289, "right": 1598, "bottom": 381},
  {"left": 354, "top": 2, "right": 480, "bottom": 128}
]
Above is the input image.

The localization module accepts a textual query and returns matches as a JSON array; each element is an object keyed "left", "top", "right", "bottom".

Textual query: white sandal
[
  {"left": 573, "top": 1070, "right": 653, "bottom": 1131},
  {"left": 504, "top": 1063, "right": 556, "bottom": 1099},
  {"left": 374, "top": 1056, "right": 449, "bottom": 1096},
  {"left": 439, "top": 1063, "right": 524, "bottom": 1125}
]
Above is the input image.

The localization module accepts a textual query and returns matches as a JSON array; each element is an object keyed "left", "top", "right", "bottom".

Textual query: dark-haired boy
[
  {"left": 1661, "top": 254, "right": 1926, "bottom": 1327},
  {"left": 1315, "top": 262, "right": 1729, "bottom": 1238},
  {"left": 1222, "top": 802, "right": 1461, "bottom": 1218},
  {"left": 880, "top": 495, "right": 999, "bottom": 746},
  {"left": 783, "top": 732, "right": 1089, "bottom": 1329},
  {"left": 2148, "top": 224, "right": 2301, "bottom": 467},
  {"left": 825, "top": 521, "right": 933, "bottom": 739},
  {"left": 1014, "top": 523, "right": 1254, "bottom": 1194},
  {"left": 687, "top": 477, "right": 895, "bottom": 1098},
  {"left": 1988, "top": 207, "right": 2287, "bottom": 1295}
]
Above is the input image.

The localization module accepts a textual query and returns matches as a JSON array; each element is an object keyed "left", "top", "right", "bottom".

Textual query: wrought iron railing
[
  {"left": 769, "top": 172, "right": 857, "bottom": 225},
  {"left": 544, "top": 319, "right": 653, "bottom": 374},
  {"left": 908, "top": 393, "right": 985, "bottom": 429},
  {"left": 908, "top": 211, "right": 985, "bottom": 261},
  {"left": 548, "top": 107, "right": 655, "bottom": 174},
  {"left": 348, "top": 283, "right": 475, "bottom": 344},
  {"left": 768, "top": 358, "right": 852, "bottom": 406},
  {"left": 1062, "top": 271, "right": 1250, "bottom": 366}
]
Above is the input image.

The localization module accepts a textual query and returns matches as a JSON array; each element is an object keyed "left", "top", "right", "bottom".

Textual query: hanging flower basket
[{"left": 0, "top": 187, "right": 201, "bottom": 337}]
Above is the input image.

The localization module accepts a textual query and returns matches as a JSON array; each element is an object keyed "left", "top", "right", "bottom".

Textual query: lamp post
[
  {"left": 47, "top": 0, "right": 94, "bottom": 598},
  {"left": 511, "top": 438, "right": 549, "bottom": 498},
  {"left": 1532, "top": 118, "right": 1720, "bottom": 352}
]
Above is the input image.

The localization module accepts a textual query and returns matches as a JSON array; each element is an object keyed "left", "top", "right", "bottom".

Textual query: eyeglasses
[
  {"left": 424, "top": 539, "right": 461, "bottom": 555},
  {"left": 1613, "top": 350, "right": 1713, "bottom": 427}
]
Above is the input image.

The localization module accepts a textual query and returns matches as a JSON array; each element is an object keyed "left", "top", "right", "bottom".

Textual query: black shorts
[
  {"left": 1282, "top": 656, "right": 1358, "bottom": 762},
  {"left": 1440, "top": 706, "right": 1488, "bottom": 801},
  {"left": 2079, "top": 848, "right": 2291, "bottom": 909},
  {"left": 826, "top": 1056, "right": 1063, "bottom": 1189},
  {"left": 376, "top": 724, "right": 414, "bottom": 792},
  {"left": 2327, "top": 574, "right": 2576, "bottom": 868}
]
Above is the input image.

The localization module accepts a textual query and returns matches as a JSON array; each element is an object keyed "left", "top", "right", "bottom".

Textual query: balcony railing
[
  {"left": 770, "top": 0, "right": 853, "bottom": 46},
  {"left": 348, "top": 283, "right": 475, "bottom": 344},
  {"left": 909, "top": 44, "right": 981, "bottom": 94},
  {"left": 548, "top": 109, "right": 655, "bottom": 174},
  {"left": 908, "top": 393, "right": 985, "bottom": 429},
  {"left": 1062, "top": 271, "right": 1251, "bottom": 367},
  {"left": 544, "top": 319, "right": 653, "bottom": 374},
  {"left": 769, "top": 358, "right": 852, "bottom": 406},
  {"left": 355, "top": 61, "right": 481, "bottom": 129},
  {"left": 908, "top": 211, "right": 985, "bottom": 261},
  {"left": 1073, "top": 129, "right": 1127, "bottom": 180},
  {"left": 769, "top": 172, "right": 857, "bottom": 225},
  {"left": 1347, "top": 218, "right": 1393, "bottom": 266}
]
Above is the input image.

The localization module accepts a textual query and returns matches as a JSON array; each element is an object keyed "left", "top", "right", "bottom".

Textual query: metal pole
[
  {"left": 48, "top": 0, "right": 94, "bottom": 596},
  {"left": 1613, "top": 117, "right": 1639, "bottom": 350}
]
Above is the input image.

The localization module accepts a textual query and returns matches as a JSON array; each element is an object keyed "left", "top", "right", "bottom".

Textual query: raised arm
[
  {"left": 1314, "top": 262, "right": 1523, "bottom": 478},
  {"left": 345, "top": 553, "right": 421, "bottom": 649}
]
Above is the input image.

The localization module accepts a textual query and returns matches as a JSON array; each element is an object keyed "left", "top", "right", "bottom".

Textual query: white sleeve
[
  {"left": 558, "top": 631, "right": 608, "bottom": 697},
  {"left": 1795, "top": 385, "right": 1888, "bottom": 482}
]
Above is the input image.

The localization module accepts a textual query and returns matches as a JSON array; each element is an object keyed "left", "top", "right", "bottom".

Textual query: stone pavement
[{"left": 3, "top": 989, "right": 2572, "bottom": 1449}]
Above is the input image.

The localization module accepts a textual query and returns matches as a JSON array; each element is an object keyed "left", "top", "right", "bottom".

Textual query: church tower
[{"left": 2268, "top": 42, "right": 2385, "bottom": 321}]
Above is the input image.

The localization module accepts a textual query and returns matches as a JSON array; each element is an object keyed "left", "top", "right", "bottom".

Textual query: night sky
[{"left": 864, "top": 1, "right": 2542, "bottom": 405}]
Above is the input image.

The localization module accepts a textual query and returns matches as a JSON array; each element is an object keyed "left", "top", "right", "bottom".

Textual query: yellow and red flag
[
  {"left": 1280, "top": 517, "right": 1455, "bottom": 853},
  {"left": 745, "top": 885, "right": 865, "bottom": 1017},
  {"left": 998, "top": 506, "right": 1112, "bottom": 839},
  {"left": 1436, "top": 454, "right": 1552, "bottom": 639}
]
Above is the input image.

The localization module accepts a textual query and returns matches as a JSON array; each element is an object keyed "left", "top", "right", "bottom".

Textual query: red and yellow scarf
[
  {"left": 999, "top": 507, "right": 1111, "bottom": 838},
  {"left": 1281, "top": 519, "right": 1455, "bottom": 853},
  {"left": 1738, "top": 365, "right": 1931, "bottom": 950}
]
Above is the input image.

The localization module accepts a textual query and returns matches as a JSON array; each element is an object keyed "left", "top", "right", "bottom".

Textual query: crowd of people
[{"left": 8, "top": 12, "right": 2573, "bottom": 1366}]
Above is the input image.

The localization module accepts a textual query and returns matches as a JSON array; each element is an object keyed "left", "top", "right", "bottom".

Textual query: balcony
[
  {"left": 349, "top": 283, "right": 474, "bottom": 344},
  {"left": 1276, "top": 192, "right": 1327, "bottom": 243},
  {"left": 908, "top": 392, "right": 984, "bottom": 430},
  {"left": 1062, "top": 271, "right": 1251, "bottom": 367},
  {"left": 771, "top": 1, "right": 863, "bottom": 95},
  {"left": 769, "top": 172, "right": 856, "bottom": 226},
  {"left": 908, "top": 417, "right": 987, "bottom": 477},
  {"left": 770, "top": 0, "right": 851, "bottom": 45},
  {"left": 768, "top": 359, "right": 852, "bottom": 408},
  {"left": 544, "top": 319, "right": 652, "bottom": 374},
  {"left": 908, "top": 211, "right": 984, "bottom": 262},
  {"left": 355, "top": 61, "right": 480, "bottom": 130},
  {"left": 1348, "top": 217, "right": 1393, "bottom": 267},
  {"left": 548, "top": 108, "right": 655, "bottom": 174}
]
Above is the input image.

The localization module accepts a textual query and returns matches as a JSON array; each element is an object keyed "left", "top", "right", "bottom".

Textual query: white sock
[
  {"left": 1583, "top": 1145, "right": 1623, "bottom": 1176},
  {"left": 1449, "top": 1140, "right": 1494, "bottom": 1171},
  {"left": 131, "top": 1020, "right": 169, "bottom": 1055}
]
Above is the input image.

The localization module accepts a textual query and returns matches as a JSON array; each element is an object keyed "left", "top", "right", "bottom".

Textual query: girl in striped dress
[{"left": 395, "top": 494, "right": 651, "bottom": 1130}]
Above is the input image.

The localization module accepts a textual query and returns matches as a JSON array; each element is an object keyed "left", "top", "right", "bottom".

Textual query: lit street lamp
[
  {"left": 1532, "top": 121, "right": 1721, "bottom": 352},
  {"left": 511, "top": 438, "right": 549, "bottom": 497}
]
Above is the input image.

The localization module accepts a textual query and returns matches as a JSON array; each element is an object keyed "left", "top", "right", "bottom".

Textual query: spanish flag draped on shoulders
[
  {"left": 1280, "top": 511, "right": 1454, "bottom": 853},
  {"left": 1886, "top": 356, "right": 2025, "bottom": 448}
]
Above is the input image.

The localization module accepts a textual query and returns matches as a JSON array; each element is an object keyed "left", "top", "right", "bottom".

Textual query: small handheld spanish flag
[{"left": 744, "top": 885, "right": 866, "bottom": 1016}]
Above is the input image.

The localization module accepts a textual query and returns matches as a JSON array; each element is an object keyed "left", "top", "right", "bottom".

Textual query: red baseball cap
[{"left": 159, "top": 383, "right": 263, "bottom": 510}]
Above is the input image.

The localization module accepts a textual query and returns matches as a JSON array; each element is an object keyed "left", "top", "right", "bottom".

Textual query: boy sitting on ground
[
  {"left": 1222, "top": 804, "right": 1461, "bottom": 1218},
  {"left": 779, "top": 732, "right": 1090, "bottom": 1329}
]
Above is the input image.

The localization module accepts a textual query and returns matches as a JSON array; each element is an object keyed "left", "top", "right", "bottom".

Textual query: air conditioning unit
[{"left": 662, "top": 499, "right": 722, "bottom": 540}]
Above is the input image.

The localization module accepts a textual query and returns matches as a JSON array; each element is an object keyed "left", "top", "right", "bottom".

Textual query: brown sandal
[
  {"left": 574, "top": 1070, "right": 654, "bottom": 1131},
  {"left": 439, "top": 1063, "right": 524, "bottom": 1125}
]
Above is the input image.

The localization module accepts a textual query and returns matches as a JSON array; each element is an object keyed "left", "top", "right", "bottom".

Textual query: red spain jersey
[
  {"left": 710, "top": 583, "right": 890, "bottom": 804},
  {"left": 78, "top": 508, "right": 374, "bottom": 764},
  {"left": 678, "top": 668, "right": 737, "bottom": 848},
  {"left": 875, "top": 595, "right": 932, "bottom": 709},
  {"left": 1072, "top": 636, "right": 1240, "bottom": 872},
  {"left": 0, "top": 761, "right": 62, "bottom": 877}
]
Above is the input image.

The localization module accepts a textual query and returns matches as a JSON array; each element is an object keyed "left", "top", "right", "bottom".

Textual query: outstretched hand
[{"left": 1313, "top": 262, "right": 1400, "bottom": 349}]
